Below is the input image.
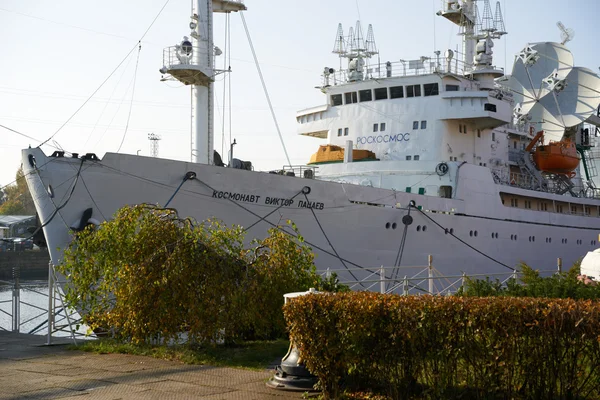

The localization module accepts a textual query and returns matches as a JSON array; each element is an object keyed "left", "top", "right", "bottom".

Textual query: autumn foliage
[
  {"left": 284, "top": 292, "right": 600, "bottom": 399},
  {"left": 58, "top": 204, "right": 325, "bottom": 344}
]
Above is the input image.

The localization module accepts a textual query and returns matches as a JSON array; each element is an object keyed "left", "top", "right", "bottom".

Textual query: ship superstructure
[{"left": 20, "top": 0, "right": 600, "bottom": 290}]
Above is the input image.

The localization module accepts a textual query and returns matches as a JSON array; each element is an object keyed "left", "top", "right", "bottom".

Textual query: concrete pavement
[{"left": 0, "top": 332, "right": 306, "bottom": 399}]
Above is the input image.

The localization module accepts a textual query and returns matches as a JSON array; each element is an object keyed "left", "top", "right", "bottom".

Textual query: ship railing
[
  {"left": 277, "top": 165, "right": 319, "bottom": 179},
  {"left": 0, "top": 263, "right": 91, "bottom": 343},
  {"left": 327, "top": 52, "right": 466, "bottom": 84},
  {"left": 162, "top": 45, "right": 211, "bottom": 70},
  {"left": 322, "top": 263, "right": 559, "bottom": 296}
]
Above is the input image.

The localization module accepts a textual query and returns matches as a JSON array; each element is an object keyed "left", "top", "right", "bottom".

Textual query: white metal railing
[
  {"left": 0, "top": 263, "right": 90, "bottom": 344},
  {"left": 162, "top": 45, "right": 210, "bottom": 69},
  {"left": 321, "top": 255, "right": 560, "bottom": 295},
  {"left": 325, "top": 50, "right": 506, "bottom": 86}
]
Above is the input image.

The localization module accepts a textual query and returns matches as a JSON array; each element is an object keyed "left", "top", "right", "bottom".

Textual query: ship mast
[
  {"left": 160, "top": 0, "right": 246, "bottom": 165},
  {"left": 437, "top": 0, "right": 506, "bottom": 75}
]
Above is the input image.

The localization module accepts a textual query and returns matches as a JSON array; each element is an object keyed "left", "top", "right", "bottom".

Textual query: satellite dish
[
  {"left": 557, "top": 21, "right": 575, "bottom": 45},
  {"left": 499, "top": 42, "right": 600, "bottom": 143}
]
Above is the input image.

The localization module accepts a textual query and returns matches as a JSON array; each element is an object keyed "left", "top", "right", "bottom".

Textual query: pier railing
[
  {"left": 0, "top": 263, "right": 90, "bottom": 344},
  {"left": 321, "top": 255, "right": 561, "bottom": 295}
]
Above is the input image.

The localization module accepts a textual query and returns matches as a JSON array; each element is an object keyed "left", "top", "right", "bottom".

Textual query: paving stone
[{"left": 0, "top": 332, "right": 317, "bottom": 400}]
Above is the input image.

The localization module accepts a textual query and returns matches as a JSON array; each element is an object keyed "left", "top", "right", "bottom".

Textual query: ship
[{"left": 21, "top": 0, "right": 600, "bottom": 290}]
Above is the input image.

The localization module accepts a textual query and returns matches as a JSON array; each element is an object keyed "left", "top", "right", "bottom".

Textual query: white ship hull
[{"left": 22, "top": 148, "right": 597, "bottom": 287}]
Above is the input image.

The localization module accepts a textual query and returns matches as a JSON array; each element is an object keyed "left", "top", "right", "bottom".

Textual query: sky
[{"left": 1, "top": 0, "right": 600, "bottom": 188}]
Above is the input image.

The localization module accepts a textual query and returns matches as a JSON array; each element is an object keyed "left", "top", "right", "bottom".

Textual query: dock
[{"left": 0, "top": 332, "right": 304, "bottom": 399}]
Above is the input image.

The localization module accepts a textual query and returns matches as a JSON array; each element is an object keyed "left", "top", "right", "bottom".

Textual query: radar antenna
[
  {"left": 557, "top": 21, "right": 575, "bottom": 45},
  {"left": 499, "top": 42, "right": 600, "bottom": 143},
  {"left": 493, "top": 1, "right": 507, "bottom": 35}
]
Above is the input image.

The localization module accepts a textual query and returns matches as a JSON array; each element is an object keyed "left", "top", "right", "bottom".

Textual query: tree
[
  {"left": 0, "top": 166, "right": 36, "bottom": 215},
  {"left": 58, "top": 204, "right": 336, "bottom": 344}
]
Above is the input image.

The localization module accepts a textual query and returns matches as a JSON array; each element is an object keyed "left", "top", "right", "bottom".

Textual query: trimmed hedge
[{"left": 283, "top": 292, "right": 600, "bottom": 399}]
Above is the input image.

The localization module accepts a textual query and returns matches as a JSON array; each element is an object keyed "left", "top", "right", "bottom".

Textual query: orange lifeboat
[
  {"left": 533, "top": 139, "right": 580, "bottom": 174},
  {"left": 308, "top": 144, "right": 378, "bottom": 165}
]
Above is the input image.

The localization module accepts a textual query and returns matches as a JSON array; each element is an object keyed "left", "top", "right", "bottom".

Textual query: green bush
[
  {"left": 58, "top": 204, "right": 331, "bottom": 344},
  {"left": 284, "top": 292, "right": 600, "bottom": 399},
  {"left": 458, "top": 262, "right": 600, "bottom": 299}
]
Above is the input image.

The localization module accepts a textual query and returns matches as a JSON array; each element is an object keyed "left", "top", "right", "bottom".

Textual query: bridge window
[
  {"left": 424, "top": 83, "right": 439, "bottom": 96},
  {"left": 390, "top": 86, "right": 404, "bottom": 99},
  {"left": 344, "top": 127, "right": 349, "bottom": 136},
  {"left": 414, "top": 155, "right": 420, "bottom": 161},
  {"left": 406, "top": 84, "right": 421, "bottom": 98},
  {"left": 439, "top": 186, "right": 452, "bottom": 198},
  {"left": 413, "top": 121, "right": 419, "bottom": 130},
  {"left": 446, "top": 84, "right": 459, "bottom": 91},
  {"left": 359, "top": 89, "right": 372, "bottom": 102},
  {"left": 373, "top": 123, "right": 378, "bottom": 132},
  {"left": 484, "top": 103, "right": 497, "bottom": 112},
  {"left": 406, "top": 155, "right": 412, "bottom": 161},
  {"left": 331, "top": 94, "right": 343, "bottom": 106},
  {"left": 421, "top": 121, "right": 427, "bottom": 129},
  {"left": 380, "top": 123, "right": 386, "bottom": 131},
  {"left": 344, "top": 92, "right": 358, "bottom": 104},
  {"left": 337, "top": 128, "right": 342, "bottom": 137},
  {"left": 374, "top": 87, "right": 388, "bottom": 100}
]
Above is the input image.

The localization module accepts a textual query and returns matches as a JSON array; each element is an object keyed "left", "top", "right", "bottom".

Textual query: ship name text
[
  {"left": 212, "top": 190, "right": 325, "bottom": 209},
  {"left": 356, "top": 133, "right": 410, "bottom": 145}
]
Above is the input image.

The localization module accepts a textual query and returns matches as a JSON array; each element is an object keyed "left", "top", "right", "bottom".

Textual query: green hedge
[{"left": 284, "top": 293, "right": 600, "bottom": 399}]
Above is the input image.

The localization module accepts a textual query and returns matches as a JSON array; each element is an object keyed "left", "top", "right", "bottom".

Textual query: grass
[{"left": 72, "top": 338, "right": 290, "bottom": 371}]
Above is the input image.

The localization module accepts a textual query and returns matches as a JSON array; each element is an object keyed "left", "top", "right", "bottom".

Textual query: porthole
[
  {"left": 422, "top": 225, "right": 427, "bottom": 232},
  {"left": 392, "top": 222, "right": 397, "bottom": 230},
  {"left": 385, "top": 222, "right": 390, "bottom": 229},
  {"left": 417, "top": 225, "right": 421, "bottom": 232},
  {"left": 514, "top": 235, "right": 517, "bottom": 241},
  {"left": 549, "top": 238, "right": 552, "bottom": 243},
  {"left": 445, "top": 228, "right": 449, "bottom": 235},
  {"left": 532, "top": 236, "right": 535, "bottom": 242},
  {"left": 469, "top": 230, "right": 473, "bottom": 237},
  {"left": 450, "top": 228, "right": 454, "bottom": 234},
  {"left": 511, "top": 234, "right": 514, "bottom": 240},
  {"left": 474, "top": 231, "right": 478, "bottom": 237}
]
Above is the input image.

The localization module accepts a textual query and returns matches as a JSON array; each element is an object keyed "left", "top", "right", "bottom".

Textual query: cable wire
[
  {"left": 37, "top": 0, "right": 172, "bottom": 147},
  {"left": 116, "top": 43, "right": 142, "bottom": 153},
  {"left": 239, "top": 12, "right": 291, "bottom": 167},
  {"left": 414, "top": 206, "right": 515, "bottom": 271}
]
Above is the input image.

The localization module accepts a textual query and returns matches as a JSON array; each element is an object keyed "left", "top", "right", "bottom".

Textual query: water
[{"left": 0, "top": 281, "right": 88, "bottom": 338}]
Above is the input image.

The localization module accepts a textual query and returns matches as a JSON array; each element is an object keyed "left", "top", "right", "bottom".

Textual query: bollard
[
  {"left": 11, "top": 266, "right": 20, "bottom": 332},
  {"left": 267, "top": 289, "right": 319, "bottom": 392},
  {"left": 557, "top": 257, "right": 562, "bottom": 274}
]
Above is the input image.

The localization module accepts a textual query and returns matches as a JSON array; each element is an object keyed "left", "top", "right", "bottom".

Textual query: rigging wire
[
  {"left": 414, "top": 206, "right": 515, "bottom": 271},
  {"left": 302, "top": 192, "right": 362, "bottom": 285},
  {"left": 0, "top": 124, "right": 42, "bottom": 143},
  {"left": 37, "top": 0, "right": 172, "bottom": 148},
  {"left": 84, "top": 46, "right": 137, "bottom": 150},
  {"left": 227, "top": 12, "right": 233, "bottom": 166},
  {"left": 116, "top": 43, "right": 142, "bottom": 153},
  {"left": 239, "top": 12, "right": 292, "bottom": 167}
]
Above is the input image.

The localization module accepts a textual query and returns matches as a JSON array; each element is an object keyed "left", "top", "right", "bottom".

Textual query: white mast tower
[
  {"left": 160, "top": 1, "right": 246, "bottom": 164},
  {"left": 437, "top": 0, "right": 506, "bottom": 81}
]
